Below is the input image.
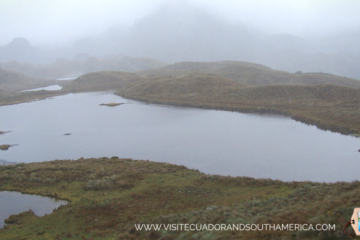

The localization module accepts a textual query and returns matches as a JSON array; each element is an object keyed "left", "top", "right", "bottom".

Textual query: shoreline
[{"left": 117, "top": 93, "right": 360, "bottom": 136}]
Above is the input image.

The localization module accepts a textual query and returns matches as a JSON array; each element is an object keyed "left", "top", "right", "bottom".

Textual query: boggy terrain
[{"left": 0, "top": 158, "right": 358, "bottom": 240}]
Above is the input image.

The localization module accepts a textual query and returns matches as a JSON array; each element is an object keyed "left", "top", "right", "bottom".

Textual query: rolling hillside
[
  {"left": 140, "top": 61, "right": 360, "bottom": 88},
  {"left": 119, "top": 70, "right": 360, "bottom": 134},
  {"left": 63, "top": 71, "right": 143, "bottom": 92},
  {"left": 0, "top": 69, "right": 56, "bottom": 92}
]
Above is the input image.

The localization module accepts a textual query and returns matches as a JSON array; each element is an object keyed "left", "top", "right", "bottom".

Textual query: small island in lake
[
  {"left": 0, "top": 144, "right": 16, "bottom": 150},
  {"left": 99, "top": 102, "right": 124, "bottom": 107}
]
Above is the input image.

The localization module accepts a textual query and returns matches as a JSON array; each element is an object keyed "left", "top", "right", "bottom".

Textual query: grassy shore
[
  {"left": 0, "top": 158, "right": 357, "bottom": 240},
  {"left": 118, "top": 72, "right": 360, "bottom": 135}
]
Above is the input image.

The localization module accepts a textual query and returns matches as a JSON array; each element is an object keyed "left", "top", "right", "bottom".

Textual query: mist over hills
[
  {"left": 0, "top": 69, "right": 56, "bottom": 92},
  {"left": 0, "top": 56, "right": 166, "bottom": 78},
  {"left": 1, "top": 6, "right": 360, "bottom": 79}
]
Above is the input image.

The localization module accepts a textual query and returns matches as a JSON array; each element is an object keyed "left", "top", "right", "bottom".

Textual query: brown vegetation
[
  {"left": 119, "top": 69, "right": 360, "bottom": 134},
  {"left": 1, "top": 60, "right": 360, "bottom": 135},
  {"left": 142, "top": 61, "right": 360, "bottom": 88},
  {"left": 0, "top": 158, "right": 357, "bottom": 239},
  {"left": 99, "top": 103, "right": 124, "bottom": 107},
  {"left": 0, "top": 144, "right": 16, "bottom": 150},
  {"left": 63, "top": 71, "right": 142, "bottom": 92}
]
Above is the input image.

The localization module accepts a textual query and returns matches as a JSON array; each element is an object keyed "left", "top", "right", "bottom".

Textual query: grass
[
  {"left": 0, "top": 158, "right": 358, "bottom": 239},
  {"left": 118, "top": 72, "right": 360, "bottom": 135}
]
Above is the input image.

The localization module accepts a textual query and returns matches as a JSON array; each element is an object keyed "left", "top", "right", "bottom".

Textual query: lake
[
  {"left": 0, "top": 191, "right": 68, "bottom": 229},
  {"left": 20, "top": 85, "right": 63, "bottom": 92},
  {"left": 0, "top": 92, "right": 359, "bottom": 182}
]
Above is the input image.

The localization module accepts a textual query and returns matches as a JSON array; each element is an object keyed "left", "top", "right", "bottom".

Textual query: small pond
[{"left": 0, "top": 191, "right": 68, "bottom": 229}]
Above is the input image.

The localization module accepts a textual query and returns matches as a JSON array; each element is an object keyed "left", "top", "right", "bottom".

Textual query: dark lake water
[
  {"left": 0, "top": 92, "right": 359, "bottom": 182},
  {"left": 0, "top": 191, "right": 68, "bottom": 229}
]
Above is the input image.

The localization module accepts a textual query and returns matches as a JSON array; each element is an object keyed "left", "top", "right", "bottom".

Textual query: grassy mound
[{"left": 63, "top": 71, "right": 142, "bottom": 92}]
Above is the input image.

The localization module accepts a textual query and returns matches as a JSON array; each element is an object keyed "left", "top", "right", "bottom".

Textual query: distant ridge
[
  {"left": 0, "top": 69, "right": 56, "bottom": 92},
  {"left": 0, "top": 38, "right": 45, "bottom": 63},
  {"left": 0, "top": 56, "right": 167, "bottom": 78}
]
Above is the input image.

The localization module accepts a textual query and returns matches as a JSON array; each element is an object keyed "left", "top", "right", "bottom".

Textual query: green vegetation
[{"left": 0, "top": 158, "right": 357, "bottom": 239}]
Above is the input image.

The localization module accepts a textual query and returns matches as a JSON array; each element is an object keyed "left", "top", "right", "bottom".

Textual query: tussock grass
[{"left": 0, "top": 158, "right": 357, "bottom": 239}]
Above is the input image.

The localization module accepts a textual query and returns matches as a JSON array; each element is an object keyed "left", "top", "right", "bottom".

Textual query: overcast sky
[{"left": 1, "top": 0, "right": 360, "bottom": 46}]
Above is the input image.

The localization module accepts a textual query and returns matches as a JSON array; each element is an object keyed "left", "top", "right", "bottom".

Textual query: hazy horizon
[
  {"left": 1, "top": 0, "right": 360, "bottom": 79},
  {"left": 1, "top": 0, "right": 360, "bottom": 46}
]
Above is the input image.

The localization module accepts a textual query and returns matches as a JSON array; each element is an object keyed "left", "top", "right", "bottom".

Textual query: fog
[{"left": 1, "top": 0, "right": 360, "bottom": 78}]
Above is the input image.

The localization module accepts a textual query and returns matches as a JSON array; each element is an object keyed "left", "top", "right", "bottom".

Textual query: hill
[
  {"left": 120, "top": 70, "right": 360, "bottom": 134},
  {"left": 125, "top": 72, "right": 248, "bottom": 101},
  {"left": 140, "top": 61, "right": 360, "bottom": 88},
  {"left": 63, "top": 71, "right": 143, "bottom": 92},
  {"left": 0, "top": 88, "right": 7, "bottom": 98},
  {"left": 0, "top": 69, "right": 57, "bottom": 92},
  {"left": 162, "top": 61, "right": 271, "bottom": 71}
]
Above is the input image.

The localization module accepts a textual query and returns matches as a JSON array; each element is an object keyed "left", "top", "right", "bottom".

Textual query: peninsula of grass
[{"left": 0, "top": 158, "right": 358, "bottom": 240}]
